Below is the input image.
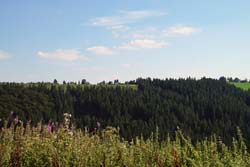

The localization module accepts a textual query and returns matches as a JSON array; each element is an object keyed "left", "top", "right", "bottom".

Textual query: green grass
[{"left": 229, "top": 82, "right": 250, "bottom": 91}]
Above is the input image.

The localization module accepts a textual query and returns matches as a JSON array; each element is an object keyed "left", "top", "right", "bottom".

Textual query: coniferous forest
[{"left": 1, "top": 77, "right": 250, "bottom": 145}]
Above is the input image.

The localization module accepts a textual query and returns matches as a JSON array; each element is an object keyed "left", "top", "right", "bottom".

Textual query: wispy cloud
[
  {"left": 127, "top": 25, "right": 200, "bottom": 39},
  {"left": 119, "top": 39, "right": 168, "bottom": 50},
  {"left": 89, "top": 10, "right": 200, "bottom": 42},
  {"left": 89, "top": 10, "right": 166, "bottom": 39},
  {"left": 38, "top": 49, "right": 87, "bottom": 61},
  {"left": 121, "top": 63, "right": 132, "bottom": 69},
  {"left": 0, "top": 50, "right": 10, "bottom": 60},
  {"left": 86, "top": 39, "right": 168, "bottom": 55},
  {"left": 90, "top": 10, "right": 166, "bottom": 28},
  {"left": 165, "top": 25, "right": 201, "bottom": 36},
  {"left": 87, "top": 46, "right": 114, "bottom": 55}
]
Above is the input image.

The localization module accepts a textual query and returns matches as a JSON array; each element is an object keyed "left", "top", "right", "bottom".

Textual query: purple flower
[
  {"left": 47, "top": 124, "right": 52, "bottom": 133},
  {"left": 14, "top": 116, "right": 19, "bottom": 125},
  {"left": 96, "top": 121, "right": 101, "bottom": 128}
]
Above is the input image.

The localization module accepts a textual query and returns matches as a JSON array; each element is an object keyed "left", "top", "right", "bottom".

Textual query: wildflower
[
  {"left": 64, "top": 113, "right": 72, "bottom": 118},
  {"left": 47, "top": 124, "right": 52, "bottom": 133},
  {"left": 63, "top": 112, "right": 71, "bottom": 131},
  {"left": 51, "top": 122, "right": 55, "bottom": 133},
  {"left": 47, "top": 120, "right": 52, "bottom": 133},
  {"left": 97, "top": 121, "right": 101, "bottom": 128},
  {"left": 0, "top": 118, "right": 3, "bottom": 132},
  {"left": 14, "top": 116, "right": 19, "bottom": 125},
  {"left": 7, "top": 111, "right": 14, "bottom": 128},
  {"left": 68, "top": 131, "right": 73, "bottom": 136},
  {"left": 13, "top": 116, "right": 19, "bottom": 133}
]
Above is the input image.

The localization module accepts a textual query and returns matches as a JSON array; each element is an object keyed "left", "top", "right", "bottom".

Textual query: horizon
[
  {"left": 1, "top": 1, "right": 250, "bottom": 83},
  {"left": 0, "top": 76, "right": 247, "bottom": 84}
]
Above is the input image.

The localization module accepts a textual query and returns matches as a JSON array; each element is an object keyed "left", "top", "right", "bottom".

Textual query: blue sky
[{"left": 0, "top": 0, "right": 250, "bottom": 83}]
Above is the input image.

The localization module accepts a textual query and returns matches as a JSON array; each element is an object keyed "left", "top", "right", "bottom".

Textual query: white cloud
[
  {"left": 89, "top": 10, "right": 166, "bottom": 39},
  {"left": 165, "top": 25, "right": 200, "bottom": 36},
  {"left": 90, "top": 10, "right": 166, "bottom": 28},
  {"left": 89, "top": 10, "right": 201, "bottom": 41},
  {"left": 119, "top": 39, "right": 168, "bottom": 50},
  {"left": 0, "top": 50, "right": 10, "bottom": 60},
  {"left": 127, "top": 25, "right": 201, "bottom": 40},
  {"left": 111, "top": 25, "right": 200, "bottom": 40},
  {"left": 121, "top": 63, "right": 132, "bottom": 69},
  {"left": 85, "top": 40, "right": 167, "bottom": 56},
  {"left": 38, "top": 49, "right": 87, "bottom": 61},
  {"left": 87, "top": 46, "right": 113, "bottom": 55}
]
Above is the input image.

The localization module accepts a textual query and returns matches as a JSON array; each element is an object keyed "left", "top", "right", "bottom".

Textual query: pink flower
[
  {"left": 47, "top": 124, "right": 52, "bottom": 133},
  {"left": 14, "top": 117, "right": 19, "bottom": 125},
  {"left": 96, "top": 121, "right": 101, "bottom": 128}
]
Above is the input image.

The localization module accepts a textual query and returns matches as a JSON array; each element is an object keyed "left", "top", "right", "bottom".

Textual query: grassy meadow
[{"left": 229, "top": 82, "right": 250, "bottom": 91}]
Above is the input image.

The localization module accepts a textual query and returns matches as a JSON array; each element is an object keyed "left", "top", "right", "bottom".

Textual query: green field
[{"left": 229, "top": 82, "right": 250, "bottom": 91}]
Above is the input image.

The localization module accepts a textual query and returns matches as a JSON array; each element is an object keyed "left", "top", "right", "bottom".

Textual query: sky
[{"left": 0, "top": 0, "right": 250, "bottom": 83}]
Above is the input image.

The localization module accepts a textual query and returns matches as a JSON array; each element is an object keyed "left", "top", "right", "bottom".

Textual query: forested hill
[{"left": 1, "top": 77, "right": 250, "bottom": 145}]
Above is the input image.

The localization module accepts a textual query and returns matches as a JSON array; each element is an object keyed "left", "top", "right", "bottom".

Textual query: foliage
[{"left": 1, "top": 123, "right": 250, "bottom": 167}]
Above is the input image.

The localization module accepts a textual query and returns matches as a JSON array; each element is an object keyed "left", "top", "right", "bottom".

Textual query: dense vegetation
[
  {"left": 1, "top": 77, "right": 250, "bottom": 145},
  {"left": 1, "top": 120, "right": 250, "bottom": 167}
]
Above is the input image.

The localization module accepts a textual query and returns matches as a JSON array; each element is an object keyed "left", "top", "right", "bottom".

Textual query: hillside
[{"left": 1, "top": 78, "right": 250, "bottom": 145}]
